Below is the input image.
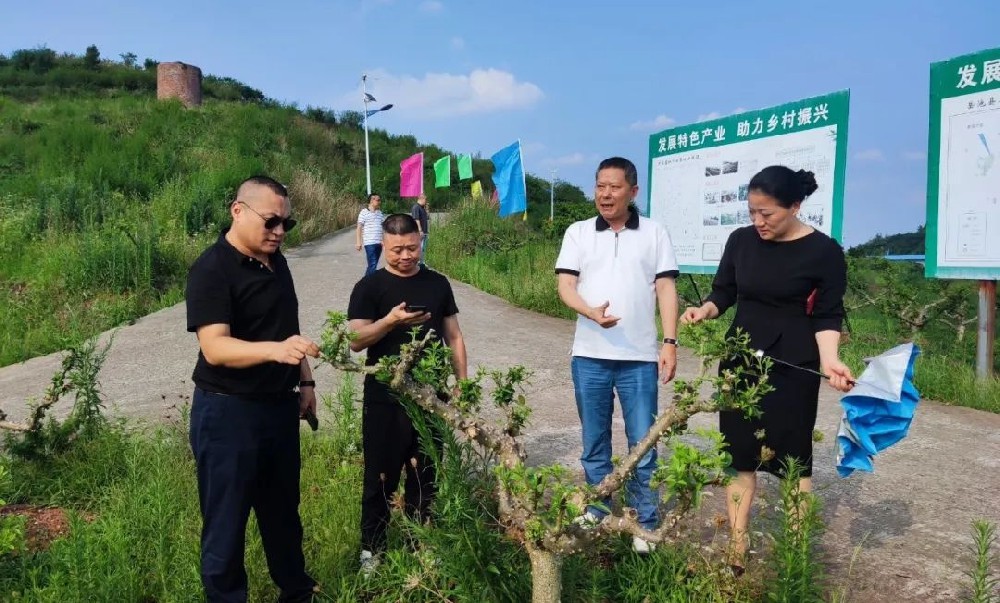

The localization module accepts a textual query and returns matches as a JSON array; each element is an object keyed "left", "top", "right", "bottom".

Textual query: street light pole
[
  {"left": 361, "top": 74, "right": 393, "bottom": 197},
  {"left": 362, "top": 74, "right": 373, "bottom": 196}
]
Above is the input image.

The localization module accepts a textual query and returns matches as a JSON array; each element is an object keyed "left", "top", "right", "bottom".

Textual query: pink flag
[{"left": 400, "top": 152, "right": 424, "bottom": 197}]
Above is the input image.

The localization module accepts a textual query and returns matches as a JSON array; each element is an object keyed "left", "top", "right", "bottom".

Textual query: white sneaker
[
  {"left": 573, "top": 511, "right": 601, "bottom": 529},
  {"left": 359, "top": 550, "right": 380, "bottom": 577},
  {"left": 632, "top": 536, "right": 657, "bottom": 554}
]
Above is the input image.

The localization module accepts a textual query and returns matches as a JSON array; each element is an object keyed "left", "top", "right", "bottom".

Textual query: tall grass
[
  {"left": 0, "top": 369, "right": 775, "bottom": 602},
  {"left": 966, "top": 520, "right": 999, "bottom": 603},
  {"left": 426, "top": 200, "right": 572, "bottom": 320},
  {"left": 765, "top": 460, "right": 826, "bottom": 603},
  {"left": 0, "top": 97, "right": 366, "bottom": 366}
]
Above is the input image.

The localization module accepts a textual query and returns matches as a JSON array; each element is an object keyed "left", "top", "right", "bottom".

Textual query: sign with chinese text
[
  {"left": 647, "top": 90, "right": 849, "bottom": 274},
  {"left": 926, "top": 47, "right": 1000, "bottom": 279}
]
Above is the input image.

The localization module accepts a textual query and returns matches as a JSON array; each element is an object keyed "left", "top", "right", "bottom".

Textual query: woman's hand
[
  {"left": 822, "top": 359, "right": 854, "bottom": 392},
  {"left": 681, "top": 306, "right": 710, "bottom": 324}
]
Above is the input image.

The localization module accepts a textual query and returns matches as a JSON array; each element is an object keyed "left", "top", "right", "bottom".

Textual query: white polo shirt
[
  {"left": 555, "top": 209, "right": 679, "bottom": 362},
  {"left": 357, "top": 208, "right": 384, "bottom": 246}
]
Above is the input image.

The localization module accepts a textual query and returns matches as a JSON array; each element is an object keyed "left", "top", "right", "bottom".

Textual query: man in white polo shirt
[
  {"left": 356, "top": 193, "right": 385, "bottom": 276},
  {"left": 555, "top": 156, "right": 679, "bottom": 553}
]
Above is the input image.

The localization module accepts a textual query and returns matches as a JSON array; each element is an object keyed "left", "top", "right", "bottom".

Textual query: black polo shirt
[{"left": 186, "top": 230, "right": 301, "bottom": 396}]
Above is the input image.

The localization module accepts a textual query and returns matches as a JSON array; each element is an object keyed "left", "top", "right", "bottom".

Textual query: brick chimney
[{"left": 157, "top": 62, "right": 202, "bottom": 108}]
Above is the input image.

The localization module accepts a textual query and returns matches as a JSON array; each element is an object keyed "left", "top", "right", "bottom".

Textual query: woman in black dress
[{"left": 681, "top": 165, "right": 854, "bottom": 571}]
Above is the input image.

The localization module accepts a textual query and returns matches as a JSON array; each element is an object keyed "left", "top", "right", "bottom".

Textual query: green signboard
[
  {"left": 926, "top": 47, "right": 1000, "bottom": 279},
  {"left": 647, "top": 90, "right": 850, "bottom": 274}
]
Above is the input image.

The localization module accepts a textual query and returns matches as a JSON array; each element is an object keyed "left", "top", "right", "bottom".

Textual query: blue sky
[{"left": 3, "top": 0, "right": 998, "bottom": 246}]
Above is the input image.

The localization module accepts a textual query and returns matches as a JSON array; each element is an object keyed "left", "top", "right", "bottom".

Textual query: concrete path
[{"left": 2, "top": 227, "right": 998, "bottom": 602}]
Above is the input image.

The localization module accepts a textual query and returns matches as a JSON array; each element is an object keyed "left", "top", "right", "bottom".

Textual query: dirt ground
[
  {"left": 1, "top": 227, "right": 998, "bottom": 601},
  {"left": 0, "top": 504, "right": 82, "bottom": 553}
]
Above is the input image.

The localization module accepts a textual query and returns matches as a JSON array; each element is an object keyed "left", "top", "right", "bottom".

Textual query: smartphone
[
  {"left": 406, "top": 304, "right": 428, "bottom": 313},
  {"left": 301, "top": 410, "right": 318, "bottom": 432}
]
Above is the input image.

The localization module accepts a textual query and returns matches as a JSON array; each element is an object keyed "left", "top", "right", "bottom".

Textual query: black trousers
[
  {"left": 360, "top": 402, "right": 439, "bottom": 553},
  {"left": 189, "top": 388, "right": 315, "bottom": 603}
]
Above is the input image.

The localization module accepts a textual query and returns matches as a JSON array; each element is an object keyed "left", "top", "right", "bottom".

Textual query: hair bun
[{"left": 797, "top": 169, "right": 818, "bottom": 198}]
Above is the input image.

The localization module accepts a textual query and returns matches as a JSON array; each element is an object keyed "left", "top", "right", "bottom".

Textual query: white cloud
[
  {"left": 341, "top": 68, "right": 543, "bottom": 118},
  {"left": 450, "top": 36, "right": 465, "bottom": 50},
  {"left": 695, "top": 108, "right": 747, "bottom": 121},
  {"left": 541, "top": 152, "right": 593, "bottom": 167},
  {"left": 854, "top": 149, "right": 886, "bottom": 162},
  {"left": 902, "top": 150, "right": 926, "bottom": 161},
  {"left": 629, "top": 114, "right": 676, "bottom": 132},
  {"left": 419, "top": 0, "right": 443, "bottom": 12}
]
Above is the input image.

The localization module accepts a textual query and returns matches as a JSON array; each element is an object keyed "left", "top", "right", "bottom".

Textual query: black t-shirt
[
  {"left": 347, "top": 267, "right": 459, "bottom": 404},
  {"left": 410, "top": 203, "right": 429, "bottom": 233},
  {"left": 186, "top": 231, "right": 301, "bottom": 396}
]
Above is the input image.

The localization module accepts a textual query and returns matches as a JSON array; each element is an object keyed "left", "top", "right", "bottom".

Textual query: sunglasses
[{"left": 236, "top": 201, "right": 297, "bottom": 232}]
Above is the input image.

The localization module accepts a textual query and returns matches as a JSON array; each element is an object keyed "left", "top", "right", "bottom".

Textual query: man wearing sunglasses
[{"left": 186, "top": 175, "right": 318, "bottom": 602}]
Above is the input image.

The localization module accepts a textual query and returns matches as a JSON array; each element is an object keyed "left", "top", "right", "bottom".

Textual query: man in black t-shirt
[
  {"left": 347, "top": 213, "right": 467, "bottom": 573},
  {"left": 410, "top": 194, "right": 430, "bottom": 266},
  {"left": 185, "top": 176, "right": 318, "bottom": 602}
]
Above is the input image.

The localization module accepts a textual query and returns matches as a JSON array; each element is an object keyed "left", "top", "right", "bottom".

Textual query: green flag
[
  {"left": 434, "top": 156, "right": 451, "bottom": 188},
  {"left": 457, "top": 154, "right": 473, "bottom": 180}
]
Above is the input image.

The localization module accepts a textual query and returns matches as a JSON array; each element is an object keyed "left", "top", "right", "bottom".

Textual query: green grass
[
  {"left": 0, "top": 64, "right": 581, "bottom": 368},
  {"left": 1, "top": 372, "right": 779, "bottom": 602},
  {"left": 0, "top": 94, "right": 372, "bottom": 367},
  {"left": 427, "top": 200, "right": 1000, "bottom": 412},
  {"left": 426, "top": 200, "right": 573, "bottom": 320}
]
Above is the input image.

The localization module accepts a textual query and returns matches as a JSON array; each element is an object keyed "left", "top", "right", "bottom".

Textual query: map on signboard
[
  {"left": 927, "top": 47, "right": 1000, "bottom": 279},
  {"left": 938, "top": 89, "right": 1000, "bottom": 264}
]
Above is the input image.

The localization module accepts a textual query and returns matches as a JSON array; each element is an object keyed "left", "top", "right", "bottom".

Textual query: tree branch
[{"left": 592, "top": 399, "right": 715, "bottom": 499}]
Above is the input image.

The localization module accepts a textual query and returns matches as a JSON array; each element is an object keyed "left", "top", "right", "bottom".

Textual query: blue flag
[{"left": 491, "top": 140, "right": 527, "bottom": 217}]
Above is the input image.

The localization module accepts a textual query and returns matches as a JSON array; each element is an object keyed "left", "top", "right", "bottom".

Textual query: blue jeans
[
  {"left": 364, "top": 243, "right": 382, "bottom": 276},
  {"left": 571, "top": 356, "right": 659, "bottom": 529},
  {"left": 419, "top": 234, "right": 428, "bottom": 266}
]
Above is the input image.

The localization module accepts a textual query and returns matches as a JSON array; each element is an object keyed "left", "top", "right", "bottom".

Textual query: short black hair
[
  {"left": 383, "top": 213, "right": 420, "bottom": 236},
  {"left": 238, "top": 175, "right": 288, "bottom": 198},
  {"left": 748, "top": 165, "right": 818, "bottom": 208},
  {"left": 368, "top": 193, "right": 380, "bottom": 202},
  {"left": 596, "top": 157, "right": 638, "bottom": 187}
]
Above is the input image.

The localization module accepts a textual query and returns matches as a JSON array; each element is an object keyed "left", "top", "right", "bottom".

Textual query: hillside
[
  {"left": 0, "top": 46, "right": 589, "bottom": 367},
  {"left": 848, "top": 225, "right": 925, "bottom": 257}
]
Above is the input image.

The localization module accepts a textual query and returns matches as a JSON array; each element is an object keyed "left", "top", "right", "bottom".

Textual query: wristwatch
[
  {"left": 299, "top": 380, "right": 316, "bottom": 388},
  {"left": 662, "top": 337, "right": 679, "bottom": 346}
]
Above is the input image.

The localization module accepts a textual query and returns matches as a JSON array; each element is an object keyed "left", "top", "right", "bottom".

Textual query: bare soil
[{"left": 0, "top": 504, "right": 85, "bottom": 553}]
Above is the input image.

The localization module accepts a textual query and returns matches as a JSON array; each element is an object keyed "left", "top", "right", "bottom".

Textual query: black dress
[{"left": 706, "top": 226, "right": 846, "bottom": 477}]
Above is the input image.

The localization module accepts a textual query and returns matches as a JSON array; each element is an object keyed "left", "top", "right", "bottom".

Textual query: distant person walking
[
  {"left": 185, "top": 175, "right": 318, "bottom": 602},
  {"left": 411, "top": 194, "right": 430, "bottom": 265},
  {"left": 356, "top": 193, "right": 385, "bottom": 276}
]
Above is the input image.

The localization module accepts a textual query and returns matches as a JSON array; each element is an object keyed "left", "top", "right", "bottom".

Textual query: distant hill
[{"left": 847, "top": 225, "right": 925, "bottom": 257}]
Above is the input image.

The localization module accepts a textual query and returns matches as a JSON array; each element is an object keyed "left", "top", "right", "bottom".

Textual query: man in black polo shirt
[
  {"left": 346, "top": 213, "right": 467, "bottom": 574},
  {"left": 186, "top": 175, "right": 318, "bottom": 602}
]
